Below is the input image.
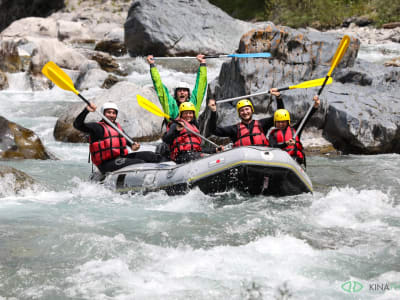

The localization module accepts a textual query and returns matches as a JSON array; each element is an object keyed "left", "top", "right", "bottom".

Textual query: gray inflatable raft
[{"left": 92, "top": 146, "right": 313, "bottom": 196}]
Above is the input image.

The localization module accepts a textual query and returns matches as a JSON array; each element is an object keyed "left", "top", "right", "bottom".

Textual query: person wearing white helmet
[
  {"left": 73, "top": 101, "right": 162, "bottom": 173},
  {"left": 146, "top": 54, "right": 207, "bottom": 120}
]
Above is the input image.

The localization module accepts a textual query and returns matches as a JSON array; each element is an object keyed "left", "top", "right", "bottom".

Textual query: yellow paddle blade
[
  {"left": 41, "top": 61, "right": 79, "bottom": 95},
  {"left": 136, "top": 94, "right": 170, "bottom": 120},
  {"left": 289, "top": 77, "right": 333, "bottom": 90},
  {"left": 327, "top": 35, "right": 350, "bottom": 76}
]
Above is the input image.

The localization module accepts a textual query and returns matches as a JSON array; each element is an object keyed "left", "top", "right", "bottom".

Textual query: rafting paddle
[
  {"left": 136, "top": 94, "right": 220, "bottom": 148},
  {"left": 293, "top": 35, "right": 351, "bottom": 138},
  {"left": 41, "top": 61, "right": 135, "bottom": 145},
  {"left": 153, "top": 52, "right": 271, "bottom": 60},
  {"left": 216, "top": 77, "right": 333, "bottom": 104}
]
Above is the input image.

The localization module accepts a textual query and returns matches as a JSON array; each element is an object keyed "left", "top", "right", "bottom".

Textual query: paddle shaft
[
  {"left": 153, "top": 53, "right": 270, "bottom": 60},
  {"left": 293, "top": 36, "right": 350, "bottom": 139},
  {"left": 171, "top": 120, "right": 219, "bottom": 148},
  {"left": 78, "top": 94, "right": 135, "bottom": 146},
  {"left": 216, "top": 87, "right": 288, "bottom": 104},
  {"left": 293, "top": 76, "right": 330, "bottom": 139}
]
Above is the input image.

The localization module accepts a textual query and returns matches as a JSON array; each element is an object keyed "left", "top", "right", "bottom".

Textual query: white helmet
[
  {"left": 175, "top": 81, "right": 190, "bottom": 91},
  {"left": 101, "top": 102, "right": 119, "bottom": 115}
]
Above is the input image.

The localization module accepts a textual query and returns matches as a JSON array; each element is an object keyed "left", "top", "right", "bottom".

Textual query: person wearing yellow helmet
[
  {"left": 209, "top": 88, "right": 284, "bottom": 147},
  {"left": 268, "top": 95, "right": 320, "bottom": 166},
  {"left": 146, "top": 54, "right": 207, "bottom": 120},
  {"left": 162, "top": 102, "right": 222, "bottom": 164},
  {"left": 73, "top": 101, "right": 162, "bottom": 174}
]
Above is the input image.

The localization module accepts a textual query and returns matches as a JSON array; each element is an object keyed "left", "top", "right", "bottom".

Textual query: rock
[
  {"left": 76, "top": 68, "right": 109, "bottom": 91},
  {"left": 124, "top": 0, "right": 255, "bottom": 56},
  {"left": 384, "top": 57, "right": 400, "bottom": 67},
  {"left": 95, "top": 39, "right": 127, "bottom": 57},
  {"left": 342, "top": 16, "right": 373, "bottom": 28},
  {"left": 1, "top": 17, "right": 58, "bottom": 40},
  {"left": 0, "top": 116, "right": 55, "bottom": 160},
  {"left": 91, "top": 51, "right": 127, "bottom": 75},
  {"left": 0, "top": 40, "right": 25, "bottom": 73},
  {"left": 0, "top": 0, "right": 64, "bottom": 33},
  {"left": 383, "top": 22, "right": 400, "bottom": 29},
  {"left": 0, "top": 71, "right": 8, "bottom": 90},
  {"left": 53, "top": 81, "right": 164, "bottom": 143},
  {"left": 209, "top": 24, "right": 400, "bottom": 154},
  {"left": 57, "top": 20, "right": 92, "bottom": 42},
  {"left": 101, "top": 74, "right": 120, "bottom": 89},
  {"left": 0, "top": 165, "right": 37, "bottom": 196}
]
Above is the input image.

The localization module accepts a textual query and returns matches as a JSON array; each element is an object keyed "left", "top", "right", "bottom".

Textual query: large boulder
[
  {"left": 209, "top": 24, "right": 400, "bottom": 154},
  {"left": 124, "top": 0, "right": 255, "bottom": 56},
  {"left": 53, "top": 81, "right": 164, "bottom": 143},
  {"left": 0, "top": 165, "right": 38, "bottom": 196},
  {"left": 0, "top": 116, "right": 55, "bottom": 160},
  {"left": 0, "top": 0, "right": 64, "bottom": 33}
]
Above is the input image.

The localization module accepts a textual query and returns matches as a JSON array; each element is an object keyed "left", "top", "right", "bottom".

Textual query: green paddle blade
[
  {"left": 289, "top": 77, "right": 333, "bottom": 90},
  {"left": 41, "top": 61, "right": 79, "bottom": 95},
  {"left": 137, "top": 94, "right": 170, "bottom": 120},
  {"left": 328, "top": 35, "right": 351, "bottom": 76}
]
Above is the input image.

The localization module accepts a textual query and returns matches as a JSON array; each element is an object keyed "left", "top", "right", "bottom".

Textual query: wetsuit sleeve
[
  {"left": 73, "top": 108, "right": 104, "bottom": 140},
  {"left": 293, "top": 107, "right": 317, "bottom": 137},
  {"left": 162, "top": 123, "right": 180, "bottom": 145},
  {"left": 257, "top": 96, "right": 284, "bottom": 133},
  {"left": 276, "top": 96, "right": 284, "bottom": 109},
  {"left": 259, "top": 117, "right": 275, "bottom": 134},
  {"left": 150, "top": 65, "right": 179, "bottom": 119},
  {"left": 209, "top": 111, "right": 238, "bottom": 141},
  {"left": 189, "top": 64, "right": 207, "bottom": 118}
]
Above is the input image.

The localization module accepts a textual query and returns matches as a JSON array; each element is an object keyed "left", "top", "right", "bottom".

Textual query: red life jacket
[
  {"left": 269, "top": 127, "right": 304, "bottom": 160},
  {"left": 89, "top": 122, "right": 128, "bottom": 166},
  {"left": 169, "top": 120, "right": 202, "bottom": 161},
  {"left": 233, "top": 120, "right": 269, "bottom": 148}
]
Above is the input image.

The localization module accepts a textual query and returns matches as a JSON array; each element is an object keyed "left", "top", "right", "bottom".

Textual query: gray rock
[
  {"left": 0, "top": 165, "right": 37, "bottom": 196},
  {"left": 53, "top": 81, "right": 164, "bottom": 143},
  {"left": 0, "top": 116, "right": 55, "bottom": 160},
  {"left": 0, "top": 0, "right": 64, "bottom": 33},
  {"left": 124, "top": 0, "right": 254, "bottom": 56},
  {"left": 209, "top": 24, "right": 400, "bottom": 154}
]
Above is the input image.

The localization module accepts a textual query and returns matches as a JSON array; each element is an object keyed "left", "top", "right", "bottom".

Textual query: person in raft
[
  {"left": 146, "top": 54, "right": 207, "bottom": 120},
  {"left": 268, "top": 95, "right": 320, "bottom": 166},
  {"left": 208, "top": 89, "right": 284, "bottom": 147},
  {"left": 162, "top": 102, "right": 223, "bottom": 164},
  {"left": 73, "top": 102, "right": 161, "bottom": 174}
]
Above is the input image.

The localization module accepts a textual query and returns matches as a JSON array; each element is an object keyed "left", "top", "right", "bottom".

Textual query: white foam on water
[
  {"left": 64, "top": 234, "right": 337, "bottom": 299},
  {"left": 148, "top": 188, "right": 214, "bottom": 213},
  {"left": 310, "top": 187, "right": 397, "bottom": 230}
]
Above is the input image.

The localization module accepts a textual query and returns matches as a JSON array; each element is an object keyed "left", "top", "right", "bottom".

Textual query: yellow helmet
[
  {"left": 236, "top": 99, "right": 254, "bottom": 114},
  {"left": 274, "top": 109, "right": 290, "bottom": 124},
  {"left": 179, "top": 102, "right": 196, "bottom": 115}
]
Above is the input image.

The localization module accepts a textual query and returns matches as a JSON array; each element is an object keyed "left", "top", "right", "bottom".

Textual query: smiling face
[
  {"left": 275, "top": 120, "right": 288, "bottom": 130},
  {"left": 238, "top": 106, "right": 253, "bottom": 122},
  {"left": 180, "top": 110, "right": 194, "bottom": 122},
  {"left": 104, "top": 108, "right": 117, "bottom": 122},
  {"left": 176, "top": 88, "right": 189, "bottom": 103}
]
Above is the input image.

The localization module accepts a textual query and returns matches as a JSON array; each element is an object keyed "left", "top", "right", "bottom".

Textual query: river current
[{"left": 0, "top": 44, "right": 400, "bottom": 299}]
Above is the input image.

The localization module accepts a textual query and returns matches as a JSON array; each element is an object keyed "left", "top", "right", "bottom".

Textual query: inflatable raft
[{"left": 91, "top": 146, "right": 313, "bottom": 196}]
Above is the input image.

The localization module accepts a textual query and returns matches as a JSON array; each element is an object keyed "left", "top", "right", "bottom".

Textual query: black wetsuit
[
  {"left": 209, "top": 97, "right": 284, "bottom": 144},
  {"left": 162, "top": 120, "right": 217, "bottom": 164},
  {"left": 73, "top": 108, "right": 161, "bottom": 173}
]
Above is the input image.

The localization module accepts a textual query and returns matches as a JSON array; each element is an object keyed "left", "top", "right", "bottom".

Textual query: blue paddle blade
[{"left": 227, "top": 53, "right": 271, "bottom": 58}]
